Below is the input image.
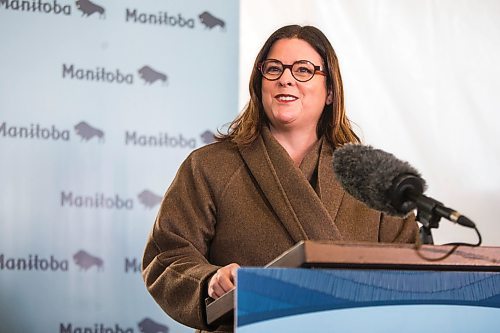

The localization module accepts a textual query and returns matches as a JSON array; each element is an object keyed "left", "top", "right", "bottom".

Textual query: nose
[{"left": 278, "top": 67, "right": 295, "bottom": 86}]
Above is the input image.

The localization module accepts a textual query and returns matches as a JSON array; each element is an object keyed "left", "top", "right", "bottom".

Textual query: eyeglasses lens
[{"left": 261, "top": 60, "right": 316, "bottom": 82}]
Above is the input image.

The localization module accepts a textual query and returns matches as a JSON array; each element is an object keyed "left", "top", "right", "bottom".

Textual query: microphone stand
[
  {"left": 416, "top": 207, "right": 441, "bottom": 245},
  {"left": 408, "top": 192, "right": 445, "bottom": 245},
  {"left": 390, "top": 174, "right": 441, "bottom": 245}
]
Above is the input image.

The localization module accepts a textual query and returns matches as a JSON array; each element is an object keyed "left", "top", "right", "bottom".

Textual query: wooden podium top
[{"left": 206, "top": 241, "right": 500, "bottom": 326}]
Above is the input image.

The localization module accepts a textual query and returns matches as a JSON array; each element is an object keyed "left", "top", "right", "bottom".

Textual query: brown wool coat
[{"left": 142, "top": 128, "right": 418, "bottom": 333}]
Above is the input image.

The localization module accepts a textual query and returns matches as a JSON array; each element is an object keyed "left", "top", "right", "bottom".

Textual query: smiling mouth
[{"left": 275, "top": 94, "right": 298, "bottom": 102}]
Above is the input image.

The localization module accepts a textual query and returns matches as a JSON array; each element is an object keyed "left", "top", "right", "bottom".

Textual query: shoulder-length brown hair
[{"left": 217, "top": 25, "right": 360, "bottom": 147}]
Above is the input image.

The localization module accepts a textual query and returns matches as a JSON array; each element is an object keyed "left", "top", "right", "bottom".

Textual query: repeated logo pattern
[
  {"left": 74, "top": 121, "right": 104, "bottom": 142},
  {"left": 0, "top": 0, "right": 72, "bottom": 14},
  {"left": 59, "top": 318, "right": 168, "bottom": 333},
  {"left": 200, "top": 130, "right": 216, "bottom": 144},
  {"left": 1, "top": 1, "right": 228, "bottom": 36},
  {"left": 0, "top": 122, "right": 70, "bottom": 140},
  {"left": 0, "top": 251, "right": 143, "bottom": 274},
  {"left": 0, "top": 254, "right": 69, "bottom": 271},
  {"left": 75, "top": 0, "right": 105, "bottom": 17},
  {"left": 199, "top": 11, "right": 225, "bottom": 30},
  {"left": 138, "top": 318, "right": 169, "bottom": 333},
  {"left": 73, "top": 250, "right": 104, "bottom": 271},
  {"left": 1, "top": 2, "right": 236, "bottom": 332},
  {"left": 138, "top": 190, "right": 163, "bottom": 209},
  {"left": 0, "top": 120, "right": 216, "bottom": 151},
  {"left": 62, "top": 64, "right": 169, "bottom": 85},
  {"left": 138, "top": 66, "right": 168, "bottom": 85}
]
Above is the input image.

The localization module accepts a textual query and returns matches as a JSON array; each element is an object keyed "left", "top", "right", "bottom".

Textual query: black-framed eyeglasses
[{"left": 258, "top": 59, "right": 327, "bottom": 82}]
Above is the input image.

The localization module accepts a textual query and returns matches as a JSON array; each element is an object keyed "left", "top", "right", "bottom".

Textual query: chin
[{"left": 273, "top": 113, "right": 298, "bottom": 124}]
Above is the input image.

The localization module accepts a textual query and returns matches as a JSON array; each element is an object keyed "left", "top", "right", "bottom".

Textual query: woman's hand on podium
[{"left": 208, "top": 263, "right": 240, "bottom": 299}]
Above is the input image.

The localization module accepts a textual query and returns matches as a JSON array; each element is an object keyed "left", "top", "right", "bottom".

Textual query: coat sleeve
[
  {"left": 378, "top": 212, "right": 419, "bottom": 243},
  {"left": 142, "top": 153, "right": 220, "bottom": 330}
]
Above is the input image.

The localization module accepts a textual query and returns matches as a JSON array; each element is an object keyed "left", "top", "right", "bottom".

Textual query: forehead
[{"left": 267, "top": 38, "right": 322, "bottom": 64}]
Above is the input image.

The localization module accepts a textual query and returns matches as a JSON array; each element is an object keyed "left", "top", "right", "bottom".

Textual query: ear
[{"left": 326, "top": 90, "right": 333, "bottom": 105}]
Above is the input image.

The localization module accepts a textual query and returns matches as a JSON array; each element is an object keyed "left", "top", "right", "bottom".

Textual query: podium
[{"left": 206, "top": 241, "right": 500, "bottom": 332}]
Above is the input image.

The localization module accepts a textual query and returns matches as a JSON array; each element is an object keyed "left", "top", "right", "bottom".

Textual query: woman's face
[{"left": 261, "top": 38, "right": 331, "bottom": 135}]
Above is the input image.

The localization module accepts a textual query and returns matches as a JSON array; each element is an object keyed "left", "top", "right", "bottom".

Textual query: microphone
[{"left": 332, "top": 144, "right": 475, "bottom": 228}]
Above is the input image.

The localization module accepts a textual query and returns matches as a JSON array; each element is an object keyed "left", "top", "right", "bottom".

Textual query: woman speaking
[{"left": 142, "top": 25, "right": 417, "bottom": 333}]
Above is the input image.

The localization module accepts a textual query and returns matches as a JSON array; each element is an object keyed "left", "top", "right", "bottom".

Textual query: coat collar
[{"left": 238, "top": 127, "right": 344, "bottom": 243}]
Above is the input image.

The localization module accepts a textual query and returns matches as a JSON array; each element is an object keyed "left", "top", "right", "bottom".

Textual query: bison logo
[
  {"left": 138, "top": 190, "right": 163, "bottom": 209},
  {"left": 199, "top": 11, "right": 225, "bottom": 30},
  {"left": 200, "top": 130, "right": 215, "bottom": 144},
  {"left": 138, "top": 66, "right": 168, "bottom": 85},
  {"left": 73, "top": 250, "right": 103, "bottom": 271},
  {"left": 76, "top": 0, "right": 105, "bottom": 17},
  {"left": 74, "top": 121, "right": 104, "bottom": 142},
  {"left": 138, "top": 318, "right": 169, "bottom": 333}
]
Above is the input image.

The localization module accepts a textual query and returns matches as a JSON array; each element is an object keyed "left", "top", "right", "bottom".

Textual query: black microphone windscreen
[{"left": 332, "top": 144, "right": 426, "bottom": 216}]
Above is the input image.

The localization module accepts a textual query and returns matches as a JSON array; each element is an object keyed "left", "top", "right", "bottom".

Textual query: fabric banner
[{"left": 0, "top": 1, "right": 239, "bottom": 332}]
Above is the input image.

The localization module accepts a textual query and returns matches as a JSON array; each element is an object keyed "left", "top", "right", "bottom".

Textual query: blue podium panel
[{"left": 236, "top": 268, "right": 500, "bottom": 332}]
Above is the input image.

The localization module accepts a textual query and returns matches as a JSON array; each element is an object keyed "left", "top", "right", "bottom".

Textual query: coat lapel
[
  {"left": 317, "top": 140, "right": 345, "bottom": 226},
  {"left": 238, "top": 128, "right": 343, "bottom": 242},
  {"left": 238, "top": 134, "right": 308, "bottom": 243}
]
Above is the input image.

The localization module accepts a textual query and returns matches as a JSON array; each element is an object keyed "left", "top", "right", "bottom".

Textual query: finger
[
  {"left": 208, "top": 270, "right": 232, "bottom": 298},
  {"left": 209, "top": 272, "right": 229, "bottom": 298},
  {"left": 208, "top": 263, "right": 240, "bottom": 298},
  {"left": 229, "top": 265, "right": 239, "bottom": 282},
  {"left": 217, "top": 271, "right": 235, "bottom": 293},
  {"left": 209, "top": 282, "right": 226, "bottom": 299},
  {"left": 208, "top": 272, "right": 220, "bottom": 298}
]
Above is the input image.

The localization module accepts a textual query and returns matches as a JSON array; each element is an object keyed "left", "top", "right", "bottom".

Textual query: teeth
[{"left": 277, "top": 96, "right": 296, "bottom": 101}]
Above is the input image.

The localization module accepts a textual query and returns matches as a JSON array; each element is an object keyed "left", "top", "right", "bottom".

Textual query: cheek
[
  {"left": 261, "top": 82, "right": 274, "bottom": 112},
  {"left": 303, "top": 85, "right": 328, "bottom": 110}
]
